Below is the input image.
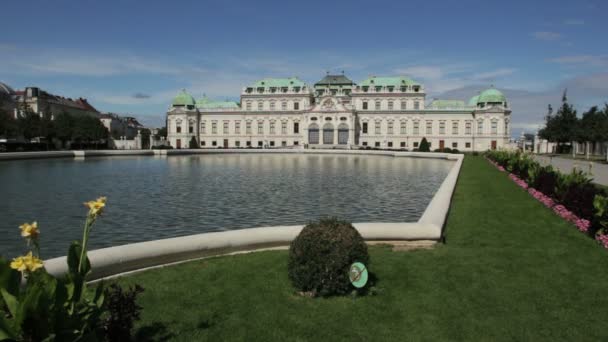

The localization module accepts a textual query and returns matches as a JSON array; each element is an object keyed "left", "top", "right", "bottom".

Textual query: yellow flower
[
  {"left": 10, "top": 252, "right": 44, "bottom": 273},
  {"left": 84, "top": 196, "right": 107, "bottom": 216},
  {"left": 19, "top": 221, "right": 40, "bottom": 239}
]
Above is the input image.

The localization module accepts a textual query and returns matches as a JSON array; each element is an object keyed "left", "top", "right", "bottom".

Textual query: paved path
[{"left": 534, "top": 155, "right": 608, "bottom": 186}]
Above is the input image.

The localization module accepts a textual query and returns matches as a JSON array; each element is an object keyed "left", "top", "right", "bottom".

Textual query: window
[
  {"left": 294, "top": 122, "right": 299, "bottom": 134},
  {"left": 281, "top": 121, "right": 287, "bottom": 134},
  {"left": 223, "top": 121, "right": 229, "bottom": 134},
  {"left": 452, "top": 142, "right": 458, "bottom": 148},
  {"left": 477, "top": 120, "right": 484, "bottom": 134},
  {"left": 246, "top": 101, "right": 252, "bottom": 111},
  {"left": 465, "top": 121, "right": 472, "bottom": 135},
  {"left": 400, "top": 142, "right": 406, "bottom": 148},
  {"left": 258, "top": 141, "right": 263, "bottom": 147},
  {"left": 294, "top": 141, "right": 299, "bottom": 145},
  {"left": 362, "top": 101, "right": 368, "bottom": 110},
  {"left": 362, "top": 122, "right": 368, "bottom": 134},
  {"left": 176, "top": 122, "right": 182, "bottom": 133},
  {"left": 439, "top": 121, "right": 446, "bottom": 135},
  {"left": 200, "top": 121, "right": 206, "bottom": 134},
  {"left": 375, "top": 142, "right": 380, "bottom": 147},
  {"left": 235, "top": 141, "right": 240, "bottom": 147},
  {"left": 281, "top": 101, "right": 287, "bottom": 110},
  {"left": 413, "top": 121, "right": 419, "bottom": 135},
  {"left": 375, "top": 121, "right": 381, "bottom": 134},
  {"left": 201, "top": 141, "right": 206, "bottom": 146},
  {"left": 269, "top": 121, "right": 276, "bottom": 134},
  {"left": 387, "top": 121, "right": 394, "bottom": 134},
  {"left": 504, "top": 120, "right": 509, "bottom": 134},
  {"left": 270, "top": 141, "right": 275, "bottom": 147},
  {"left": 281, "top": 141, "right": 287, "bottom": 147},
  {"left": 211, "top": 122, "right": 217, "bottom": 134},
  {"left": 257, "top": 121, "right": 263, "bottom": 134},
  {"left": 414, "top": 142, "right": 419, "bottom": 148},
  {"left": 452, "top": 121, "right": 459, "bottom": 135},
  {"left": 426, "top": 121, "right": 432, "bottom": 135},
  {"left": 189, "top": 122, "right": 194, "bottom": 133},
  {"left": 212, "top": 141, "right": 217, "bottom": 146},
  {"left": 466, "top": 142, "right": 471, "bottom": 148},
  {"left": 246, "top": 121, "right": 252, "bottom": 134},
  {"left": 375, "top": 100, "right": 381, "bottom": 110},
  {"left": 388, "top": 141, "right": 393, "bottom": 147},
  {"left": 400, "top": 121, "right": 407, "bottom": 134},
  {"left": 400, "top": 101, "right": 407, "bottom": 110},
  {"left": 362, "top": 142, "right": 368, "bottom": 146},
  {"left": 491, "top": 120, "right": 498, "bottom": 135},
  {"left": 257, "top": 101, "right": 263, "bottom": 110},
  {"left": 414, "top": 101, "right": 420, "bottom": 110},
  {"left": 247, "top": 141, "right": 252, "bottom": 147},
  {"left": 270, "top": 101, "right": 275, "bottom": 111},
  {"left": 235, "top": 121, "right": 241, "bottom": 134},
  {"left": 388, "top": 101, "right": 394, "bottom": 110},
  {"left": 293, "top": 102, "right": 300, "bottom": 110}
]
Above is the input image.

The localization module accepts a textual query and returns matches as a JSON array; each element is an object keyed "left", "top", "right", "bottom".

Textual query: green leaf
[
  {"left": 0, "top": 313, "right": 18, "bottom": 341},
  {"left": 0, "top": 288, "right": 18, "bottom": 318},
  {"left": 0, "top": 258, "right": 20, "bottom": 298},
  {"left": 67, "top": 241, "right": 91, "bottom": 278}
]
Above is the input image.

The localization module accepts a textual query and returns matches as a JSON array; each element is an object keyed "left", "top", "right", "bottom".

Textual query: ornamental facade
[{"left": 166, "top": 74, "right": 511, "bottom": 151}]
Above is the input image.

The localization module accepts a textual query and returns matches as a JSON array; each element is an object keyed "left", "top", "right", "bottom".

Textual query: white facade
[{"left": 167, "top": 75, "right": 511, "bottom": 151}]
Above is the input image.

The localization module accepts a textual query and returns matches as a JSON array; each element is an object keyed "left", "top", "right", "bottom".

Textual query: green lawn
[{"left": 116, "top": 156, "right": 608, "bottom": 341}]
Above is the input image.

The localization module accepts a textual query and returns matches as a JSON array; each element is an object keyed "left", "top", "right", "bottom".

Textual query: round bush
[{"left": 288, "top": 218, "right": 369, "bottom": 297}]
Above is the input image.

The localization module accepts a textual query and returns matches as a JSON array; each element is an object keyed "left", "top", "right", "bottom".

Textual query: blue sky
[{"left": 1, "top": 0, "right": 607, "bottom": 135}]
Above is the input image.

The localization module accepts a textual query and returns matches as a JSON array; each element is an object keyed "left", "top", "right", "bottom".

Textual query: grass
[{"left": 116, "top": 156, "right": 608, "bottom": 341}]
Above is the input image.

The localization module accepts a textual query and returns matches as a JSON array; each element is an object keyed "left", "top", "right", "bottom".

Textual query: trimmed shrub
[
  {"left": 288, "top": 218, "right": 369, "bottom": 297},
  {"left": 532, "top": 167, "right": 558, "bottom": 198},
  {"left": 104, "top": 284, "right": 144, "bottom": 342},
  {"left": 562, "top": 183, "right": 603, "bottom": 220},
  {"left": 188, "top": 137, "right": 198, "bottom": 149},
  {"left": 418, "top": 138, "right": 430, "bottom": 152}
]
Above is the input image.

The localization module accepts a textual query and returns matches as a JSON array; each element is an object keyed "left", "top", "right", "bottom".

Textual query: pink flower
[{"left": 596, "top": 233, "right": 608, "bottom": 249}]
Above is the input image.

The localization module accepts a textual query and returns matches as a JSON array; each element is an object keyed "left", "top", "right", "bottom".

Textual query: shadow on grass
[{"left": 134, "top": 322, "right": 175, "bottom": 342}]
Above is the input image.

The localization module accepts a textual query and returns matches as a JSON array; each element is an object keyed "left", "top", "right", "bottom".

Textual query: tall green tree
[
  {"left": 16, "top": 111, "right": 42, "bottom": 141},
  {"left": 54, "top": 112, "right": 74, "bottom": 147},
  {"left": 540, "top": 90, "right": 580, "bottom": 153},
  {"left": 0, "top": 97, "right": 17, "bottom": 138}
]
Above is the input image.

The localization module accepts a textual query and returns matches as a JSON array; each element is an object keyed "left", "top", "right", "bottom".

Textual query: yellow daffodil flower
[
  {"left": 84, "top": 196, "right": 107, "bottom": 216},
  {"left": 19, "top": 221, "right": 40, "bottom": 239},
  {"left": 10, "top": 252, "right": 44, "bottom": 273}
]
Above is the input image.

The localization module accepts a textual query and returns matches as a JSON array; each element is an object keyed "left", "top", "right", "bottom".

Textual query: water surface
[{"left": 0, "top": 154, "right": 453, "bottom": 258}]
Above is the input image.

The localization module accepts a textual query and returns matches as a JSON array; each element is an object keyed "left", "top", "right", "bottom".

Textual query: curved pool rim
[{"left": 33, "top": 149, "right": 464, "bottom": 280}]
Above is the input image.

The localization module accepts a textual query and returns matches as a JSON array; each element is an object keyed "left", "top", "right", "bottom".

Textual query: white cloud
[
  {"left": 532, "top": 31, "right": 562, "bottom": 41},
  {"left": 549, "top": 55, "right": 608, "bottom": 67},
  {"left": 473, "top": 68, "right": 517, "bottom": 81}
]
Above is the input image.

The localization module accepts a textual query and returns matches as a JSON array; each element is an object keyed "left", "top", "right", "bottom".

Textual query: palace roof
[
  {"left": 250, "top": 77, "right": 307, "bottom": 89},
  {"left": 359, "top": 76, "right": 420, "bottom": 87},
  {"left": 196, "top": 96, "right": 239, "bottom": 109},
  {"left": 315, "top": 74, "right": 355, "bottom": 86},
  {"left": 428, "top": 99, "right": 467, "bottom": 109}
]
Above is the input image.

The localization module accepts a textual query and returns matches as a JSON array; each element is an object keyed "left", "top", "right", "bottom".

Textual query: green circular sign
[{"left": 349, "top": 262, "right": 368, "bottom": 288}]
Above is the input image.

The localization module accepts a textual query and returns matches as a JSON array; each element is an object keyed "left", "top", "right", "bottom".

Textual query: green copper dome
[
  {"left": 172, "top": 90, "right": 196, "bottom": 107},
  {"left": 477, "top": 88, "right": 506, "bottom": 104},
  {"left": 359, "top": 76, "right": 419, "bottom": 87},
  {"left": 468, "top": 95, "right": 480, "bottom": 106}
]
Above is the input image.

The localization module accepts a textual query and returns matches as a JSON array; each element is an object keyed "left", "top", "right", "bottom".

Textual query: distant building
[
  {"left": 166, "top": 73, "right": 511, "bottom": 151},
  {"left": 9, "top": 85, "right": 99, "bottom": 119},
  {"left": 99, "top": 113, "right": 144, "bottom": 140}
]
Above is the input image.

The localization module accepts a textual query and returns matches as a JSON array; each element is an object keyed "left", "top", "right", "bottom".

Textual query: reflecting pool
[{"left": 0, "top": 154, "right": 453, "bottom": 258}]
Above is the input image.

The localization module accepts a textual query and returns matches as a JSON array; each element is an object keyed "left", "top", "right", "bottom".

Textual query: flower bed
[{"left": 485, "top": 152, "right": 608, "bottom": 250}]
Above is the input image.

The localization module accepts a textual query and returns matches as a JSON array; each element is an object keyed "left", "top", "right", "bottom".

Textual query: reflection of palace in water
[{"left": 166, "top": 73, "right": 511, "bottom": 151}]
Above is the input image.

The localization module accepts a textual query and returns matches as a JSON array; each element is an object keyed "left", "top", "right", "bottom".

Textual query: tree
[
  {"left": 189, "top": 136, "right": 198, "bottom": 149},
  {"left": 156, "top": 126, "right": 167, "bottom": 139},
  {"left": 419, "top": 137, "right": 430, "bottom": 152},
  {"left": 54, "top": 112, "right": 74, "bottom": 147},
  {"left": 539, "top": 90, "right": 579, "bottom": 153},
  {"left": 0, "top": 97, "right": 17, "bottom": 138},
  {"left": 16, "top": 111, "right": 42, "bottom": 141}
]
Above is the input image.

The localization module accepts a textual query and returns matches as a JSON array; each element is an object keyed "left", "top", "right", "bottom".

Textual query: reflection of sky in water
[{"left": 0, "top": 154, "right": 453, "bottom": 258}]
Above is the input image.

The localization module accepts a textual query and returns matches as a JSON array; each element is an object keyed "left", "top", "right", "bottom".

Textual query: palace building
[{"left": 166, "top": 73, "right": 511, "bottom": 151}]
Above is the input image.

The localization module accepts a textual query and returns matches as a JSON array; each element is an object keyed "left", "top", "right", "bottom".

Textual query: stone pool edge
[{"left": 38, "top": 150, "right": 463, "bottom": 281}]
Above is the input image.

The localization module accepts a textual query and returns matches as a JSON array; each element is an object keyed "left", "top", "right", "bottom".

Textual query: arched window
[
  {"left": 308, "top": 123, "right": 319, "bottom": 144},
  {"left": 338, "top": 123, "right": 349, "bottom": 144},
  {"left": 323, "top": 123, "right": 334, "bottom": 144}
]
